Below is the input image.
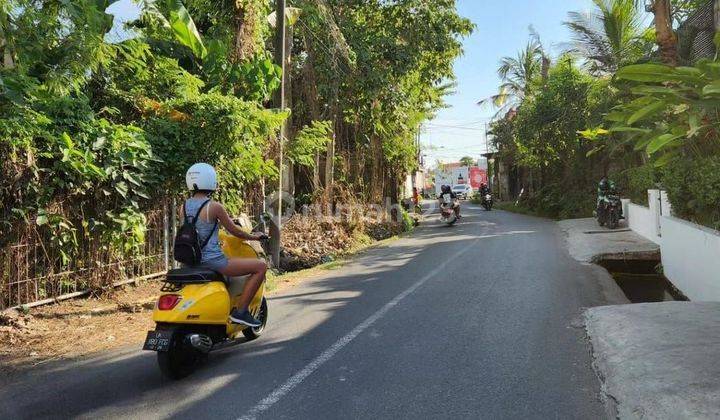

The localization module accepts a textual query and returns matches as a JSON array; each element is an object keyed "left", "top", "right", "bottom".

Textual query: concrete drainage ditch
[{"left": 593, "top": 255, "right": 688, "bottom": 303}]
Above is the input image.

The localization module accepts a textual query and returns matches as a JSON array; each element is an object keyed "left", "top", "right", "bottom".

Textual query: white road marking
[{"left": 238, "top": 240, "right": 480, "bottom": 420}]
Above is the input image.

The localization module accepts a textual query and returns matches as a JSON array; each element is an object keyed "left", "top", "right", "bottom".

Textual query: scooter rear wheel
[
  {"left": 243, "top": 297, "right": 269, "bottom": 340},
  {"left": 157, "top": 341, "right": 201, "bottom": 380}
]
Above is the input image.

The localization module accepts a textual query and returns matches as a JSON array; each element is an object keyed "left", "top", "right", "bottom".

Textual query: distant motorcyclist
[
  {"left": 597, "top": 177, "right": 623, "bottom": 218},
  {"left": 597, "top": 177, "right": 614, "bottom": 202},
  {"left": 479, "top": 182, "right": 491, "bottom": 198},
  {"left": 479, "top": 182, "right": 493, "bottom": 211},
  {"left": 438, "top": 185, "right": 461, "bottom": 219},
  {"left": 479, "top": 183, "right": 489, "bottom": 195}
]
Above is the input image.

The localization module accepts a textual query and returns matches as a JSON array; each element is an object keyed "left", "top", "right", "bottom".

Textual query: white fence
[
  {"left": 627, "top": 203, "right": 660, "bottom": 245},
  {"left": 625, "top": 190, "right": 720, "bottom": 301}
]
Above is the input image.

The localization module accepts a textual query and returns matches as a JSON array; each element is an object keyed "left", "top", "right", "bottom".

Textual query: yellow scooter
[{"left": 143, "top": 225, "right": 269, "bottom": 380}]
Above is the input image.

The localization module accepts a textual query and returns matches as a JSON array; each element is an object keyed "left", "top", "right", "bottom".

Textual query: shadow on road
[{"left": 0, "top": 207, "right": 565, "bottom": 419}]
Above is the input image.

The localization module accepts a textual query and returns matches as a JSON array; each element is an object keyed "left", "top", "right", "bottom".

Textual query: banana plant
[{"left": 138, "top": 0, "right": 207, "bottom": 59}]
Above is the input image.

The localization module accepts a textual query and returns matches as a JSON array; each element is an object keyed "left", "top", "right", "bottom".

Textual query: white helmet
[{"left": 186, "top": 163, "right": 217, "bottom": 192}]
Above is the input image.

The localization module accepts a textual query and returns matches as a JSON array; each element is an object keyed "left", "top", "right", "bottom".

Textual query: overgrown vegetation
[
  {"left": 490, "top": 57, "right": 616, "bottom": 219},
  {"left": 0, "top": 0, "right": 471, "bottom": 305},
  {"left": 487, "top": 0, "right": 720, "bottom": 228}
]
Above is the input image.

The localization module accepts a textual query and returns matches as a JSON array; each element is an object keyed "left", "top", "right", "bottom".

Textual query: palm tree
[
  {"left": 459, "top": 156, "right": 475, "bottom": 167},
  {"left": 648, "top": 0, "right": 677, "bottom": 66},
  {"left": 564, "top": 0, "right": 651, "bottom": 75},
  {"left": 478, "top": 40, "right": 543, "bottom": 113}
]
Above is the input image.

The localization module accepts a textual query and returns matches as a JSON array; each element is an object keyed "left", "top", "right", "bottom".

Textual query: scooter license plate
[{"left": 142, "top": 330, "right": 173, "bottom": 352}]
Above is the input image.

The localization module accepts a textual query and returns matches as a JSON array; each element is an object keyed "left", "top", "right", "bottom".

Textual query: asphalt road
[{"left": 0, "top": 203, "right": 625, "bottom": 419}]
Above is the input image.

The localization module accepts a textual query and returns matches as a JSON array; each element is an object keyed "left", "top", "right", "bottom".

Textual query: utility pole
[
  {"left": 270, "top": 0, "right": 287, "bottom": 268},
  {"left": 484, "top": 123, "right": 489, "bottom": 155}
]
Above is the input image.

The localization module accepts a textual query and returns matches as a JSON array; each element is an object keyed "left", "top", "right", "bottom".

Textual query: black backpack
[{"left": 173, "top": 199, "right": 218, "bottom": 266}]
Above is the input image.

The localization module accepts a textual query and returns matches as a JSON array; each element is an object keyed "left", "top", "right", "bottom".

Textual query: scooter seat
[{"left": 166, "top": 267, "right": 225, "bottom": 284}]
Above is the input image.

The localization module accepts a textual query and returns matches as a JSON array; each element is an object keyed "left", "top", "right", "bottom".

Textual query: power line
[
  {"left": 423, "top": 145, "right": 487, "bottom": 151},
  {"left": 426, "top": 117, "right": 492, "bottom": 128},
  {"left": 425, "top": 124, "right": 487, "bottom": 131}
]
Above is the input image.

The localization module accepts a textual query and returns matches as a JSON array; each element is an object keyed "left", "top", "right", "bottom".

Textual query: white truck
[{"left": 435, "top": 166, "right": 471, "bottom": 197}]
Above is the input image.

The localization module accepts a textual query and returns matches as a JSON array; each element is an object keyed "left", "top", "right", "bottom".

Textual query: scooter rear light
[{"left": 158, "top": 294, "right": 182, "bottom": 310}]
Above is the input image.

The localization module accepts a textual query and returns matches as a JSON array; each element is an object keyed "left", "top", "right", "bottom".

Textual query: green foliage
[
  {"left": 619, "top": 164, "right": 658, "bottom": 205},
  {"left": 1, "top": 0, "right": 471, "bottom": 271},
  {"left": 311, "top": 0, "right": 473, "bottom": 195},
  {"left": 673, "top": 0, "right": 710, "bottom": 24},
  {"left": 492, "top": 58, "right": 615, "bottom": 219},
  {"left": 459, "top": 156, "right": 475, "bottom": 167},
  {"left": 289, "top": 121, "right": 332, "bottom": 168},
  {"left": 400, "top": 208, "right": 416, "bottom": 233},
  {"left": 662, "top": 157, "right": 720, "bottom": 229},
  {"left": 564, "top": 0, "right": 652, "bottom": 75},
  {"left": 479, "top": 40, "right": 543, "bottom": 112},
  {"left": 0, "top": 0, "right": 286, "bottom": 262},
  {"left": 597, "top": 60, "right": 720, "bottom": 174},
  {"left": 521, "top": 184, "right": 596, "bottom": 220},
  {"left": 165, "top": 0, "right": 208, "bottom": 58},
  {"left": 514, "top": 59, "right": 607, "bottom": 172},
  {"left": 583, "top": 35, "right": 720, "bottom": 228},
  {"left": 101, "top": 40, "right": 205, "bottom": 104},
  {"left": 204, "top": 42, "right": 282, "bottom": 102},
  {"left": 491, "top": 0, "right": 720, "bottom": 229},
  {"left": 0, "top": 92, "right": 157, "bottom": 259},
  {"left": 143, "top": 92, "right": 285, "bottom": 214},
  {"left": 1, "top": 0, "right": 119, "bottom": 95},
  {"left": 137, "top": 0, "right": 207, "bottom": 59}
]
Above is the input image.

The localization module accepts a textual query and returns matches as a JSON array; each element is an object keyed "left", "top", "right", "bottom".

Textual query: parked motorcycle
[
  {"left": 597, "top": 194, "right": 622, "bottom": 229},
  {"left": 482, "top": 193, "right": 493, "bottom": 211},
  {"left": 440, "top": 193, "right": 458, "bottom": 226},
  {"left": 143, "top": 221, "right": 270, "bottom": 380}
]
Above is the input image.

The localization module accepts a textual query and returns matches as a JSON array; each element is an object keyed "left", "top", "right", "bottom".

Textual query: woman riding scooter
[{"left": 183, "top": 163, "right": 267, "bottom": 327}]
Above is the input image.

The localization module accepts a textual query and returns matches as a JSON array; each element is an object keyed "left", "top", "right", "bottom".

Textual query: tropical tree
[
  {"left": 564, "top": 0, "right": 651, "bottom": 75},
  {"left": 648, "top": 0, "right": 678, "bottom": 66},
  {"left": 459, "top": 156, "right": 475, "bottom": 167},
  {"left": 479, "top": 40, "right": 544, "bottom": 113}
]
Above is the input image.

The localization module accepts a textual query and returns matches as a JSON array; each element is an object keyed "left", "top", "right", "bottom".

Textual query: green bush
[
  {"left": 662, "top": 156, "right": 720, "bottom": 230},
  {"left": 522, "top": 184, "right": 595, "bottom": 220},
  {"left": 0, "top": 89, "right": 285, "bottom": 257},
  {"left": 0, "top": 94, "right": 157, "bottom": 258},
  {"left": 142, "top": 92, "right": 285, "bottom": 214},
  {"left": 401, "top": 208, "right": 416, "bottom": 232},
  {"left": 619, "top": 164, "right": 658, "bottom": 206}
]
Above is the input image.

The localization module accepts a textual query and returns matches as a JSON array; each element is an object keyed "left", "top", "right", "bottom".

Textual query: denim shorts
[{"left": 199, "top": 255, "right": 229, "bottom": 272}]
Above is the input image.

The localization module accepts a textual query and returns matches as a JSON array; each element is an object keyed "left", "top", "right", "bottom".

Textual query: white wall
[
  {"left": 660, "top": 216, "right": 720, "bottom": 301},
  {"left": 627, "top": 203, "right": 661, "bottom": 245},
  {"left": 660, "top": 190, "right": 673, "bottom": 217},
  {"left": 402, "top": 174, "right": 413, "bottom": 199},
  {"left": 435, "top": 172, "right": 454, "bottom": 196},
  {"left": 625, "top": 189, "right": 720, "bottom": 301}
]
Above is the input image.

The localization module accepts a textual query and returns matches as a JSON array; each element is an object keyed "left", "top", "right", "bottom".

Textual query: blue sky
[
  {"left": 106, "top": 0, "right": 139, "bottom": 42},
  {"left": 422, "top": 0, "right": 596, "bottom": 165},
  {"left": 106, "top": 0, "right": 597, "bottom": 165}
]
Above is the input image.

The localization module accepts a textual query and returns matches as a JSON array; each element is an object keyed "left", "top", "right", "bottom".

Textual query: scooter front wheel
[
  {"left": 243, "top": 297, "right": 269, "bottom": 341},
  {"left": 157, "top": 340, "right": 202, "bottom": 380},
  {"left": 608, "top": 211, "right": 620, "bottom": 230}
]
